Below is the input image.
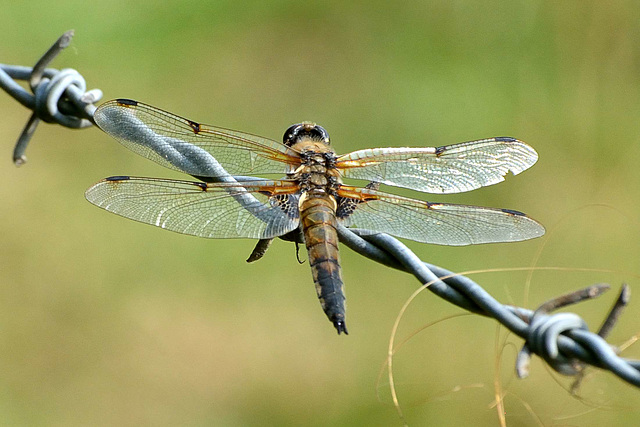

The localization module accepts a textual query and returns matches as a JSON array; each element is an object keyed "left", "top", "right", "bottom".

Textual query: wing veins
[
  {"left": 337, "top": 186, "right": 545, "bottom": 245},
  {"left": 336, "top": 138, "right": 538, "bottom": 194},
  {"left": 94, "top": 100, "right": 300, "bottom": 177},
  {"left": 85, "top": 177, "right": 300, "bottom": 239}
]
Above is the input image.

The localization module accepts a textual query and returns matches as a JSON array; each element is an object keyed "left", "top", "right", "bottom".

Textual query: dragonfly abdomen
[{"left": 299, "top": 194, "right": 347, "bottom": 335}]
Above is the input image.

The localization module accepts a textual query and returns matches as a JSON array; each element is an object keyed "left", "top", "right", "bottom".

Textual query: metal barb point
[
  {"left": 338, "top": 228, "right": 640, "bottom": 387},
  {"left": 534, "top": 283, "right": 610, "bottom": 317},
  {"left": 598, "top": 283, "right": 630, "bottom": 339},
  {"left": 1, "top": 30, "right": 101, "bottom": 166},
  {"left": 571, "top": 284, "right": 632, "bottom": 393},
  {"left": 29, "top": 30, "right": 75, "bottom": 92}
]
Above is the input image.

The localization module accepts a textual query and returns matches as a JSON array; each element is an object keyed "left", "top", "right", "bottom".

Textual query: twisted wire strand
[
  {"left": 337, "top": 228, "right": 640, "bottom": 387},
  {"left": 0, "top": 30, "right": 102, "bottom": 165},
  {"left": 2, "top": 32, "right": 638, "bottom": 390}
]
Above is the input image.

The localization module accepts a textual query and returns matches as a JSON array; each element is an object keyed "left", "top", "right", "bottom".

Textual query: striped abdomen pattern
[{"left": 299, "top": 194, "right": 347, "bottom": 334}]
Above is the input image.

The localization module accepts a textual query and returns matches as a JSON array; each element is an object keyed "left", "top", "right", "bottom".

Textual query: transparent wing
[
  {"left": 94, "top": 99, "right": 299, "bottom": 177},
  {"left": 85, "top": 176, "right": 300, "bottom": 239},
  {"left": 336, "top": 138, "right": 538, "bottom": 194},
  {"left": 336, "top": 185, "right": 545, "bottom": 245}
]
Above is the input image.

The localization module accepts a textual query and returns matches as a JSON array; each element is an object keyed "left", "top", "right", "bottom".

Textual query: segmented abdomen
[{"left": 299, "top": 194, "right": 347, "bottom": 334}]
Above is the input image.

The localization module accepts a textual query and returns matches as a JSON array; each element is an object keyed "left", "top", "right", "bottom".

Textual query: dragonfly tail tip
[{"left": 334, "top": 320, "right": 348, "bottom": 335}]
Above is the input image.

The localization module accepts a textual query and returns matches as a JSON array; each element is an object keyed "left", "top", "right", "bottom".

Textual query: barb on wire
[
  {"left": 0, "top": 30, "right": 102, "bottom": 165},
  {"left": 337, "top": 228, "right": 640, "bottom": 388},
  {"left": 3, "top": 31, "right": 638, "bottom": 393},
  {"left": 569, "top": 284, "right": 631, "bottom": 393}
]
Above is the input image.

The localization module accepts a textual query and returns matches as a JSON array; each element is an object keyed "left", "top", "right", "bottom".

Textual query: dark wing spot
[
  {"left": 187, "top": 119, "right": 201, "bottom": 134},
  {"left": 270, "top": 194, "right": 300, "bottom": 219},
  {"left": 336, "top": 188, "right": 382, "bottom": 219},
  {"left": 494, "top": 136, "right": 517, "bottom": 142},
  {"left": 500, "top": 208, "right": 526, "bottom": 216},
  {"left": 336, "top": 197, "right": 358, "bottom": 219},
  {"left": 115, "top": 99, "right": 137, "bottom": 107},
  {"left": 364, "top": 181, "right": 380, "bottom": 191},
  {"left": 105, "top": 175, "right": 131, "bottom": 181},
  {"left": 193, "top": 182, "right": 208, "bottom": 191},
  {"left": 435, "top": 146, "right": 446, "bottom": 156}
]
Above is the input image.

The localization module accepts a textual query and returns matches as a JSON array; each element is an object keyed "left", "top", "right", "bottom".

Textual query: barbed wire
[
  {"left": 338, "top": 229, "right": 640, "bottom": 387},
  {"left": 2, "top": 32, "right": 639, "bottom": 391},
  {"left": 0, "top": 30, "right": 102, "bottom": 165}
]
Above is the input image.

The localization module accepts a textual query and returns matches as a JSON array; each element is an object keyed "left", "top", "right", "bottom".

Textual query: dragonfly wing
[
  {"left": 85, "top": 177, "right": 300, "bottom": 239},
  {"left": 336, "top": 138, "right": 538, "bottom": 194},
  {"left": 336, "top": 186, "right": 545, "bottom": 245},
  {"left": 94, "top": 99, "right": 299, "bottom": 177}
]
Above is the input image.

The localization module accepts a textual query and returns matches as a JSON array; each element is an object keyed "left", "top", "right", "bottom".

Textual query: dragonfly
[{"left": 85, "top": 99, "right": 545, "bottom": 335}]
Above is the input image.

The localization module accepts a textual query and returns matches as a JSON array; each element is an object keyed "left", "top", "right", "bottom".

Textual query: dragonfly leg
[{"left": 246, "top": 238, "right": 273, "bottom": 263}]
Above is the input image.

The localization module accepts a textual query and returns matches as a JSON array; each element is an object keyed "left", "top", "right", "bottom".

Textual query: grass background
[{"left": 1, "top": 1, "right": 640, "bottom": 425}]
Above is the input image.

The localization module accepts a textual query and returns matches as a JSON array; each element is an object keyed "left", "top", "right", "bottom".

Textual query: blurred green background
[{"left": 2, "top": 1, "right": 640, "bottom": 425}]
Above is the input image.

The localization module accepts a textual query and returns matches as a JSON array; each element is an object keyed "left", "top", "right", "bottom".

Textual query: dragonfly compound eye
[{"left": 283, "top": 122, "right": 331, "bottom": 146}]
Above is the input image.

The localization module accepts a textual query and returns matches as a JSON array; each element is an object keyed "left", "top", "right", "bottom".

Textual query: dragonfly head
[{"left": 283, "top": 122, "right": 330, "bottom": 147}]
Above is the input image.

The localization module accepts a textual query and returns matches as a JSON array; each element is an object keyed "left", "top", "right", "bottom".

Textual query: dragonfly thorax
[{"left": 289, "top": 147, "right": 341, "bottom": 195}]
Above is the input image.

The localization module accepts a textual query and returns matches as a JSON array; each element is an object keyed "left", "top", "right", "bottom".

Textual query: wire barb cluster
[
  {"left": 338, "top": 229, "right": 640, "bottom": 388},
  {"left": 0, "top": 30, "right": 102, "bottom": 165},
  {"left": 2, "top": 32, "right": 639, "bottom": 391}
]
